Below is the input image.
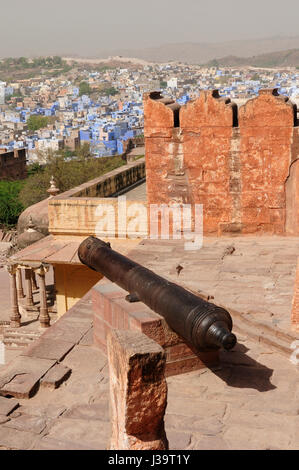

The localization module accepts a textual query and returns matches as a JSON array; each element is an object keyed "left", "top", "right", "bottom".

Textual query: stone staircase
[{"left": 2, "top": 326, "right": 43, "bottom": 350}]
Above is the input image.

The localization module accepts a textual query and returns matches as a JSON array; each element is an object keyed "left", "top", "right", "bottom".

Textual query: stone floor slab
[
  {"left": 0, "top": 356, "right": 56, "bottom": 398},
  {"left": 63, "top": 401, "right": 110, "bottom": 422},
  {"left": 40, "top": 363, "right": 72, "bottom": 389},
  {"left": 22, "top": 338, "right": 74, "bottom": 362},
  {"left": 0, "top": 427, "right": 38, "bottom": 450},
  {"left": 44, "top": 417, "right": 109, "bottom": 450},
  {"left": 3, "top": 413, "right": 47, "bottom": 434},
  {"left": 0, "top": 396, "right": 19, "bottom": 416}
]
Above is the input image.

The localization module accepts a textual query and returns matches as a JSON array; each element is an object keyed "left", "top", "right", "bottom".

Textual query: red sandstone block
[
  {"left": 92, "top": 289, "right": 104, "bottom": 312},
  {"left": 114, "top": 296, "right": 155, "bottom": 315},
  {"left": 166, "top": 342, "right": 197, "bottom": 361},
  {"left": 129, "top": 311, "right": 165, "bottom": 346},
  {"left": 161, "top": 325, "right": 183, "bottom": 348},
  {"left": 182, "top": 139, "right": 202, "bottom": 158},
  {"left": 242, "top": 207, "right": 271, "bottom": 224},
  {"left": 103, "top": 292, "right": 126, "bottom": 324},
  {"left": 144, "top": 97, "right": 175, "bottom": 135},
  {"left": 165, "top": 351, "right": 219, "bottom": 377},
  {"left": 268, "top": 192, "right": 285, "bottom": 209},
  {"left": 239, "top": 90, "right": 295, "bottom": 128},
  {"left": 180, "top": 91, "right": 235, "bottom": 130},
  {"left": 112, "top": 301, "right": 129, "bottom": 330},
  {"left": 107, "top": 329, "right": 167, "bottom": 450},
  {"left": 196, "top": 181, "right": 228, "bottom": 194},
  {"left": 111, "top": 302, "right": 126, "bottom": 330},
  {"left": 242, "top": 154, "right": 264, "bottom": 170},
  {"left": 241, "top": 169, "right": 265, "bottom": 188},
  {"left": 102, "top": 297, "right": 113, "bottom": 325},
  {"left": 242, "top": 192, "right": 268, "bottom": 208},
  {"left": 272, "top": 224, "right": 284, "bottom": 234},
  {"left": 94, "top": 335, "right": 107, "bottom": 355},
  {"left": 145, "top": 138, "right": 172, "bottom": 158},
  {"left": 92, "top": 283, "right": 119, "bottom": 311},
  {"left": 93, "top": 315, "right": 108, "bottom": 343},
  {"left": 240, "top": 223, "right": 271, "bottom": 235},
  {"left": 270, "top": 209, "right": 285, "bottom": 224}
]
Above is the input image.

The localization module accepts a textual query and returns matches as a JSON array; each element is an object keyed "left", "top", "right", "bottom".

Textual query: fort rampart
[{"left": 144, "top": 89, "right": 299, "bottom": 236}]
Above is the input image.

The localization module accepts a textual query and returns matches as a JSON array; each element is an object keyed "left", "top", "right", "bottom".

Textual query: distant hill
[
  {"left": 206, "top": 49, "right": 299, "bottom": 68},
  {"left": 95, "top": 36, "right": 299, "bottom": 64}
]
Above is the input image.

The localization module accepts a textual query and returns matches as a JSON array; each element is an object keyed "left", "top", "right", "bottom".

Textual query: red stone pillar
[
  {"left": 16, "top": 268, "right": 25, "bottom": 299},
  {"left": 107, "top": 329, "right": 168, "bottom": 450},
  {"left": 25, "top": 268, "right": 34, "bottom": 309},
  {"left": 36, "top": 266, "right": 50, "bottom": 328},
  {"left": 6, "top": 265, "right": 21, "bottom": 328},
  {"left": 31, "top": 271, "right": 38, "bottom": 291}
]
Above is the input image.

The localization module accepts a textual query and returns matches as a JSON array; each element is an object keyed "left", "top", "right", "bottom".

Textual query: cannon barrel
[{"left": 78, "top": 236, "right": 237, "bottom": 351}]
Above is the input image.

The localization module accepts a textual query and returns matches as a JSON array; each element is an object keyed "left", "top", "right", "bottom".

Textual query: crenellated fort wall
[{"left": 144, "top": 89, "right": 299, "bottom": 236}]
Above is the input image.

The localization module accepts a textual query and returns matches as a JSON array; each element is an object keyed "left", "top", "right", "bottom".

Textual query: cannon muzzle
[{"left": 78, "top": 236, "right": 237, "bottom": 352}]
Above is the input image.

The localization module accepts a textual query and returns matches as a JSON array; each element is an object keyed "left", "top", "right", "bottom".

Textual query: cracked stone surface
[
  {"left": 128, "top": 237, "right": 299, "bottom": 334},
  {"left": 0, "top": 329, "right": 297, "bottom": 450},
  {"left": 0, "top": 237, "right": 298, "bottom": 449},
  {"left": 0, "top": 397, "right": 19, "bottom": 416}
]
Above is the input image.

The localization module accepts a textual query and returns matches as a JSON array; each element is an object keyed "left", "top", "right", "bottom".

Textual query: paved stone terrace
[
  {"left": 0, "top": 236, "right": 298, "bottom": 450},
  {"left": 128, "top": 236, "right": 299, "bottom": 334},
  {"left": 0, "top": 325, "right": 298, "bottom": 450},
  {"left": 122, "top": 181, "right": 147, "bottom": 200}
]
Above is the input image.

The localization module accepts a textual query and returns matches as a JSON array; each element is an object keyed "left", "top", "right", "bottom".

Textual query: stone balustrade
[{"left": 6, "top": 262, "right": 51, "bottom": 329}]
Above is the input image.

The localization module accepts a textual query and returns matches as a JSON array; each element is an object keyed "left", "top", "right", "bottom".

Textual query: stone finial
[
  {"left": 47, "top": 176, "right": 59, "bottom": 198},
  {"left": 27, "top": 215, "right": 36, "bottom": 232}
]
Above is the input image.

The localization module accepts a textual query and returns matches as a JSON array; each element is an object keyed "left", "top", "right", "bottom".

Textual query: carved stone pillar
[
  {"left": 6, "top": 265, "right": 21, "bottom": 328},
  {"left": 36, "top": 265, "right": 50, "bottom": 328},
  {"left": 31, "top": 271, "right": 38, "bottom": 291},
  {"left": 25, "top": 268, "right": 34, "bottom": 309},
  {"left": 16, "top": 268, "right": 25, "bottom": 299}
]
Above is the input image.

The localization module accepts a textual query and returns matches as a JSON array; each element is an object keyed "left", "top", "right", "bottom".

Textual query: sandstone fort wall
[{"left": 144, "top": 89, "right": 299, "bottom": 236}]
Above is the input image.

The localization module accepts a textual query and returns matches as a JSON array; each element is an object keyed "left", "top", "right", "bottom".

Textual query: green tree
[
  {"left": 6, "top": 89, "right": 23, "bottom": 103},
  {"left": 209, "top": 59, "right": 219, "bottom": 67},
  {"left": 75, "top": 142, "right": 91, "bottom": 159},
  {"left": 101, "top": 86, "right": 118, "bottom": 96},
  {"left": 19, "top": 153, "right": 125, "bottom": 208},
  {"left": 251, "top": 73, "right": 261, "bottom": 81},
  {"left": 0, "top": 181, "right": 24, "bottom": 227},
  {"left": 27, "top": 162, "right": 44, "bottom": 176},
  {"left": 52, "top": 56, "right": 63, "bottom": 66},
  {"left": 79, "top": 81, "right": 92, "bottom": 96},
  {"left": 160, "top": 81, "right": 167, "bottom": 88},
  {"left": 27, "top": 115, "right": 49, "bottom": 132}
]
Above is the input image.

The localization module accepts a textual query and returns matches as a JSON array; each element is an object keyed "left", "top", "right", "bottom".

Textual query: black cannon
[{"left": 78, "top": 236, "right": 237, "bottom": 352}]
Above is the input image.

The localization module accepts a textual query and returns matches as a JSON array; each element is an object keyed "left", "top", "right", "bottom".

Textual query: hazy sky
[{"left": 1, "top": 0, "right": 299, "bottom": 57}]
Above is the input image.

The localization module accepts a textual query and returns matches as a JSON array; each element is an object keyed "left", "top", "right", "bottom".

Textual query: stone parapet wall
[
  {"left": 48, "top": 159, "right": 146, "bottom": 237},
  {"left": 144, "top": 89, "right": 299, "bottom": 236}
]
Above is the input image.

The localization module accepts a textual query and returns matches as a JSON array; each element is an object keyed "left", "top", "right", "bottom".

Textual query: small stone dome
[
  {"left": 17, "top": 225, "right": 45, "bottom": 250},
  {"left": 17, "top": 198, "right": 49, "bottom": 237},
  {"left": 17, "top": 177, "right": 60, "bottom": 248}
]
